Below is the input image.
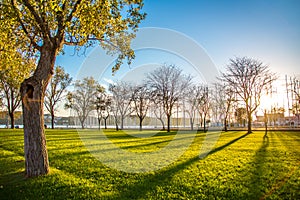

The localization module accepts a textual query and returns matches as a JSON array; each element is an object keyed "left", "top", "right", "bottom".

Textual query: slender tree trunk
[
  {"left": 98, "top": 117, "right": 101, "bottom": 130},
  {"left": 247, "top": 114, "right": 252, "bottom": 134},
  {"left": 264, "top": 110, "right": 268, "bottom": 136},
  {"left": 157, "top": 117, "right": 165, "bottom": 130},
  {"left": 104, "top": 118, "right": 107, "bottom": 129},
  {"left": 51, "top": 108, "right": 55, "bottom": 129},
  {"left": 167, "top": 114, "right": 171, "bottom": 132},
  {"left": 9, "top": 89, "right": 15, "bottom": 129},
  {"left": 81, "top": 120, "right": 85, "bottom": 129},
  {"left": 21, "top": 44, "right": 56, "bottom": 177},
  {"left": 115, "top": 119, "right": 119, "bottom": 131},
  {"left": 203, "top": 116, "right": 207, "bottom": 133},
  {"left": 9, "top": 111, "right": 15, "bottom": 129},
  {"left": 224, "top": 118, "right": 228, "bottom": 132},
  {"left": 139, "top": 116, "right": 143, "bottom": 131},
  {"left": 121, "top": 116, "right": 124, "bottom": 130},
  {"left": 190, "top": 118, "right": 193, "bottom": 131}
]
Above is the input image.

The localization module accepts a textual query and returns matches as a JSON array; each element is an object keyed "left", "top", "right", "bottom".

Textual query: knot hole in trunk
[{"left": 26, "top": 84, "right": 34, "bottom": 99}]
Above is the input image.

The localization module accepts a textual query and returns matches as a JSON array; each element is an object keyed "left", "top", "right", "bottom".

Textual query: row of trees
[
  {"left": 64, "top": 57, "right": 277, "bottom": 135},
  {"left": 0, "top": 57, "right": 279, "bottom": 135},
  {"left": 65, "top": 65, "right": 209, "bottom": 132}
]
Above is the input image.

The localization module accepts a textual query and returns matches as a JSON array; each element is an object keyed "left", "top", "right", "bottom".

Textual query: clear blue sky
[{"left": 56, "top": 0, "right": 300, "bottom": 79}]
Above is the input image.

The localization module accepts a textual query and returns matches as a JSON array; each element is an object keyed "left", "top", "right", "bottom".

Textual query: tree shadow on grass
[
  {"left": 246, "top": 133, "right": 276, "bottom": 199},
  {"left": 109, "top": 155, "right": 201, "bottom": 199},
  {"left": 107, "top": 132, "right": 251, "bottom": 199},
  {"left": 199, "top": 132, "right": 249, "bottom": 158}
]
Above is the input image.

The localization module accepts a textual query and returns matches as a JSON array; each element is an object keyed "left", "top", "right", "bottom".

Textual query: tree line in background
[
  {"left": 2, "top": 57, "right": 300, "bottom": 135},
  {"left": 64, "top": 57, "right": 278, "bottom": 134}
]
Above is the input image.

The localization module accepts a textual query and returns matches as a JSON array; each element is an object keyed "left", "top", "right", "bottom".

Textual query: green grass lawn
[{"left": 0, "top": 129, "right": 299, "bottom": 199}]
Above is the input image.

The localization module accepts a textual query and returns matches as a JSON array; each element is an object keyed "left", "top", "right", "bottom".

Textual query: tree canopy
[{"left": 1, "top": 0, "right": 146, "bottom": 72}]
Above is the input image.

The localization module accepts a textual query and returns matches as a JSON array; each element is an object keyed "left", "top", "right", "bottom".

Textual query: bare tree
[
  {"left": 65, "top": 77, "right": 100, "bottom": 129},
  {"left": 94, "top": 87, "right": 107, "bottom": 130},
  {"left": 147, "top": 64, "right": 192, "bottom": 132},
  {"left": 109, "top": 82, "right": 133, "bottom": 130},
  {"left": 110, "top": 98, "right": 120, "bottom": 131},
  {"left": 288, "top": 76, "right": 300, "bottom": 125},
  {"left": 45, "top": 66, "right": 72, "bottom": 129},
  {"left": 220, "top": 57, "right": 277, "bottom": 133},
  {"left": 197, "top": 86, "right": 210, "bottom": 132},
  {"left": 131, "top": 85, "right": 151, "bottom": 131},
  {"left": 95, "top": 93, "right": 112, "bottom": 129},
  {"left": 212, "top": 82, "right": 235, "bottom": 132},
  {"left": 150, "top": 91, "right": 166, "bottom": 130},
  {"left": 185, "top": 85, "right": 202, "bottom": 131}
]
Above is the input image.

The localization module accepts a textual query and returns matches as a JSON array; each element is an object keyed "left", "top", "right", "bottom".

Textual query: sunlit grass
[{"left": 0, "top": 129, "right": 299, "bottom": 199}]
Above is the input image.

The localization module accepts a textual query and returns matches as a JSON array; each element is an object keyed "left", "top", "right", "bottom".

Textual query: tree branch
[
  {"left": 22, "top": 0, "right": 50, "bottom": 41},
  {"left": 10, "top": 0, "right": 41, "bottom": 51},
  {"left": 66, "top": 0, "right": 82, "bottom": 23}
]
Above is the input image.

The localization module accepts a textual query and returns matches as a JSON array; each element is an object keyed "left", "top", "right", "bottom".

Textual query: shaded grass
[{"left": 0, "top": 129, "right": 299, "bottom": 199}]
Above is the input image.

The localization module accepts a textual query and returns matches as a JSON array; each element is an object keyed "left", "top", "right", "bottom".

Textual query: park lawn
[{"left": 0, "top": 129, "right": 299, "bottom": 200}]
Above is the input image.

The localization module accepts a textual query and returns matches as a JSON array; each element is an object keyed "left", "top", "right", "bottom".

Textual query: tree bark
[{"left": 21, "top": 44, "right": 56, "bottom": 177}]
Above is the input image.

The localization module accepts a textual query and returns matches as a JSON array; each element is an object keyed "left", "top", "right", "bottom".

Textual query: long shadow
[
  {"left": 246, "top": 133, "right": 270, "bottom": 199},
  {"left": 199, "top": 132, "right": 249, "bottom": 158},
  {"left": 275, "top": 131, "right": 300, "bottom": 146},
  {"left": 110, "top": 155, "right": 201, "bottom": 199},
  {"left": 0, "top": 145, "right": 24, "bottom": 158},
  {"left": 121, "top": 134, "right": 197, "bottom": 150},
  {"left": 274, "top": 131, "right": 300, "bottom": 153},
  {"left": 105, "top": 133, "right": 249, "bottom": 199}
]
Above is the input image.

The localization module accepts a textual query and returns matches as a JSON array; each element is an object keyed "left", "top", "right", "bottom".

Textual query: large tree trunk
[{"left": 21, "top": 44, "right": 56, "bottom": 177}]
